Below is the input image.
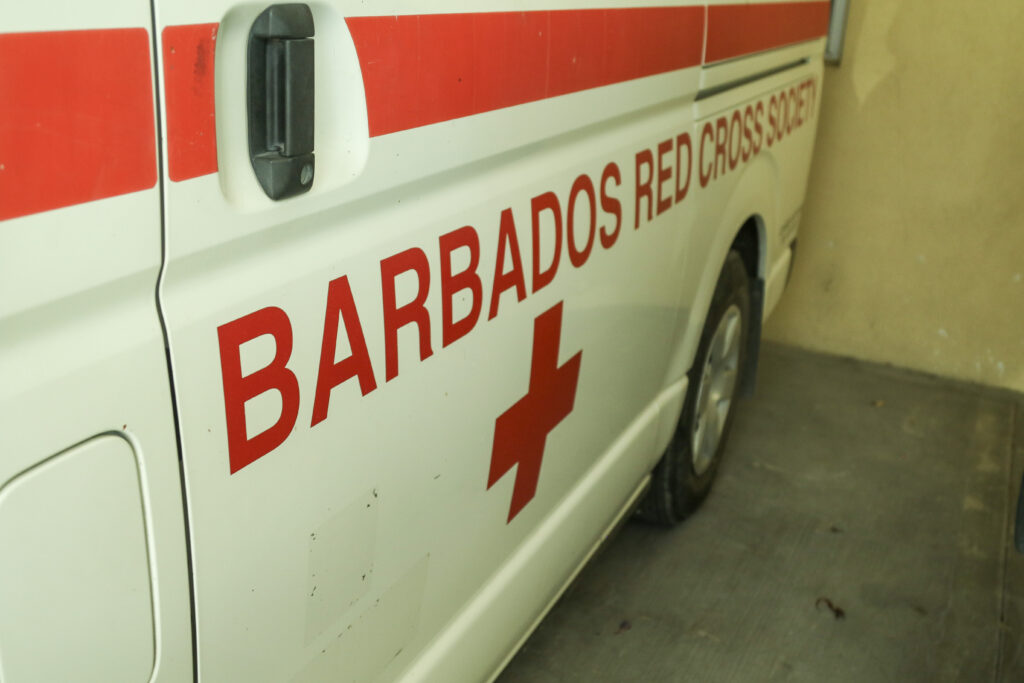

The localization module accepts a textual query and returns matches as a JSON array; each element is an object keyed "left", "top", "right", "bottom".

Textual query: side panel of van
[{"left": 149, "top": 1, "right": 828, "bottom": 681}]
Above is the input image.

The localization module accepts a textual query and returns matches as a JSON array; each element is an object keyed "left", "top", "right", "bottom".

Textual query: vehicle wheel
[{"left": 638, "top": 250, "right": 750, "bottom": 525}]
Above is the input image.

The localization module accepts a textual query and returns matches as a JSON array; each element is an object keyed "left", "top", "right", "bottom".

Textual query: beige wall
[{"left": 765, "top": 0, "right": 1024, "bottom": 393}]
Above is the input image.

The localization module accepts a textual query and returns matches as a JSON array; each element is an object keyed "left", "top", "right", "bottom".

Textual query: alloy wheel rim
[{"left": 691, "top": 305, "right": 742, "bottom": 476}]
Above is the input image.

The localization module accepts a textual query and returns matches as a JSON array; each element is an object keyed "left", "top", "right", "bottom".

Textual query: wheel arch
[
  {"left": 661, "top": 208, "right": 771, "bottom": 398},
  {"left": 652, "top": 158, "right": 778, "bottom": 461},
  {"left": 730, "top": 214, "right": 765, "bottom": 283},
  {"left": 729, "top": 215, "right": 766, "bottom": 397}
]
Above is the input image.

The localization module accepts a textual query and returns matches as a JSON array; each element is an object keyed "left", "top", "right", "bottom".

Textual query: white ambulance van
[{"left": 1, "top": 1, "right": 830, "bottom": 680}]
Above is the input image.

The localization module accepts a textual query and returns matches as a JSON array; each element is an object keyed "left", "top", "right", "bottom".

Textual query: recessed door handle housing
[{"left": 247, "top": 4, "right": 315, "bottom": 200}]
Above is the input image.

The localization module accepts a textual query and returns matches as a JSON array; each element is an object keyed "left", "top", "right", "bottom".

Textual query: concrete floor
[{"left": 498, "top": 343, "right": 1024, "bottom": 682}]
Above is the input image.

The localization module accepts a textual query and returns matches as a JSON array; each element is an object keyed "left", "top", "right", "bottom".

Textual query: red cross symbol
[{"left": 488, "top": 301, "right": 582, "bottom": 523}]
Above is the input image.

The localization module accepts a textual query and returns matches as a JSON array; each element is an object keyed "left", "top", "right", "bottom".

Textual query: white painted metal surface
[{"left": 0, "top": 3, "right": 194, "bottom": 680}]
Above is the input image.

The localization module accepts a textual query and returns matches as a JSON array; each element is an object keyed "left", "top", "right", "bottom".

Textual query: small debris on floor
[
  {"left": 615, "top": 620, "right": 632, "bottom": 634},
  {"left": 815, "top": 597, "right": 846, "bottom": 620},
  {"left": 872, "top": 399, "right": 885, "bottom": 408}
]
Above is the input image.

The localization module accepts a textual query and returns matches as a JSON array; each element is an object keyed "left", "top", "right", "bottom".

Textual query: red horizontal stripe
[
  {"left": 706, "top": 2, "right": 831, "bottom": 64},
  {"left": 347, "top": 7, "right": 705, "bottom": 138},
  {"left": 0, "top": 29, "right": 157, "bottom": 221},
  {"left": 163, "top": 24, "right": 219, "bottom": 182}
]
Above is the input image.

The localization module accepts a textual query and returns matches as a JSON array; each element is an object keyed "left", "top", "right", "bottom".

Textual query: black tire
[{"left": 638, "top": 250, "right": 751, "bottom": 525}]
